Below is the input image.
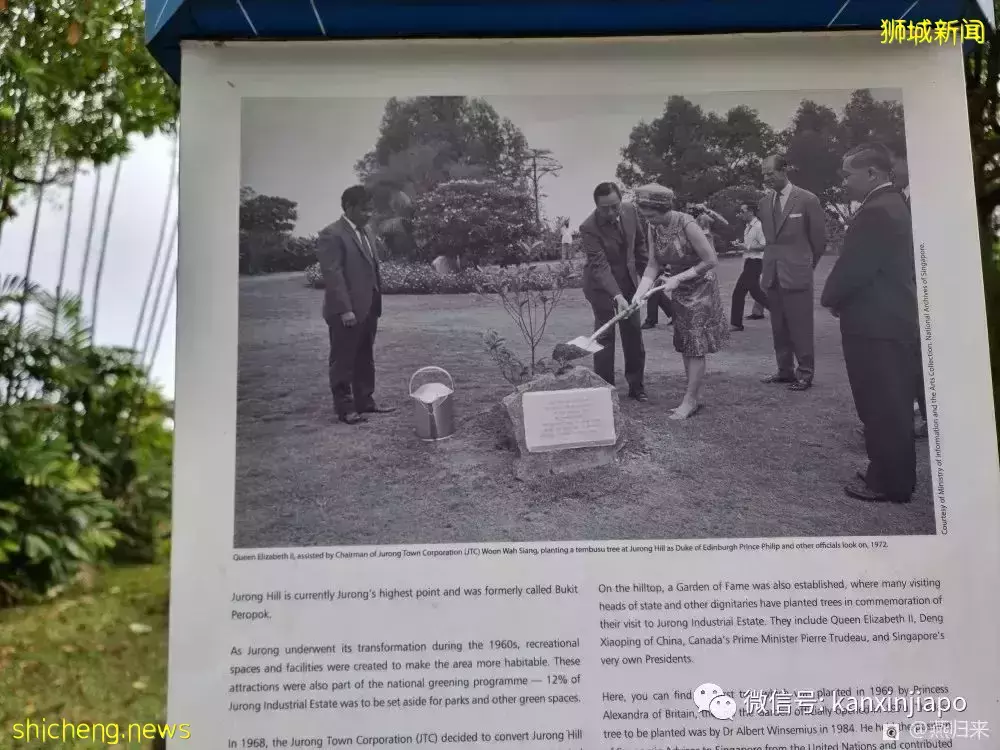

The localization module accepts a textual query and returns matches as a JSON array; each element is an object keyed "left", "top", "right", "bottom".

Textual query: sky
[
  {"left": 0, "top": 87, "right": 901, "bottom": 399},
  {"left": 242, "top": 88, "right": 902, "bottom": 236},
  {"left": 0, "top": 133, "right": 177, "bottom": 396}
]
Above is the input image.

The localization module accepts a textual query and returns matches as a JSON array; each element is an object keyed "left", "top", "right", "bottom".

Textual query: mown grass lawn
[
  {"left": 234, "top": 256, "right": 936, "bottom": 548},
  {"left": 0, "top": 564, "right": 169, "bottom": 749}
]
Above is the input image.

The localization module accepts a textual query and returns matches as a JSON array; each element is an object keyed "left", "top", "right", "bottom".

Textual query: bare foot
[{"left": 670, "top": 401, "right": 701, "bottom": 420}]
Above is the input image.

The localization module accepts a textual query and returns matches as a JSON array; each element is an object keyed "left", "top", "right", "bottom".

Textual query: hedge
[{"left": 304, "top": 261, "right": 583, "bottom": 295}]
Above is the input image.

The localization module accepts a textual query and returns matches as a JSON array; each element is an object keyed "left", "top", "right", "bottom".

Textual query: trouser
[
  {"left": 328, "top": 298, "right": 379, "bottom": 416},
  {"left": 842, "top": 334, "right": 919, "bottom": 499},
  {"left": 645, "top": 290, "right": 674, "bottom": 324},
  {"left": 730, "top": 258, "right": 769, "bottom": 326},
  {"left": 592, "top": 292, "right": 645, "bottom": 392},
  {"left": 561, "top": 243, "right": 573, "bottom": 260},
  {"left": 767, "top": 283, "right": 815, "bottom": 383}
]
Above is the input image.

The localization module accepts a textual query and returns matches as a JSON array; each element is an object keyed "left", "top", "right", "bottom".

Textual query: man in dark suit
[
  {"left": 890, "top": 145, "right": 927, "bottom": 439},
  {"left": 821, "top": 144, "right": 919, "bottom": 503},
  {"left": 759, "top": 154, "right": 827, "bottom": 391},
  {"left": 579, "top": 182, "right": 649, "bottom": 401},
  {"left": 315, "top": 185, "right": 396, "bottom": 425}
]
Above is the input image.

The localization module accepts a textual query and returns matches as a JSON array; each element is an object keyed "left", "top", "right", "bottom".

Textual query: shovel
[{"left": 553, "top": 282, "right": 669, "bottom": 363}]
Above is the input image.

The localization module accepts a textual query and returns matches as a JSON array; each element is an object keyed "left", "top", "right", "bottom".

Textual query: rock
[{"left": 500, "top": 365, "right": 626, "bottom": 482}]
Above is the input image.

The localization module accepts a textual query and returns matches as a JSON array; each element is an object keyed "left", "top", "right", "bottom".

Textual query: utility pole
[{"left": 522, "top": 148, "right": 562, "bottom": 228}]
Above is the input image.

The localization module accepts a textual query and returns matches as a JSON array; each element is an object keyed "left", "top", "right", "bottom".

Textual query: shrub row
[{"left": 305, "top": 260, "right": 584, "bottom": 295}]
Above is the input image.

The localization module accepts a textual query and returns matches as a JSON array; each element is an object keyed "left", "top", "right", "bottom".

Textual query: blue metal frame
[{"left": 146, "top": 0, "right": 993, "bottom": 83}]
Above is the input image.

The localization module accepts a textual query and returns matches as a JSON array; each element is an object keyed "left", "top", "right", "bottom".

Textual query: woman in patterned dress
[{"left": 631, "top": 184, "right": 730, "bottom": 419}]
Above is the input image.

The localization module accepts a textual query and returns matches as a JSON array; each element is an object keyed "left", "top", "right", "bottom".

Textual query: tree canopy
[
  {"left": 615, "top": 89, "right": 905, "bottom": 215},
  {"left": 354, "top": 96, "right": 536, "bottom": 261},
  {"left": 356, "top": 96, "right": 529, "bottom": 198},
  {"left": 0, "top": 0, "right": 178, "bottom": 227},
  {"left": 410, "top": 179, "right": 538, "bottom": 267}
]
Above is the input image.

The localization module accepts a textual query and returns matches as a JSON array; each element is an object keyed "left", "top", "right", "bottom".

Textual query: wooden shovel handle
[{"left": 587, "top": 283, "right": 668, "bottom": 344}]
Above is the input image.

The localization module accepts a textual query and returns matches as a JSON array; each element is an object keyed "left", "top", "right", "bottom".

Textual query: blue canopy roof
[{"left": 145, "top": 0, "right": 994, "bottom": 84}]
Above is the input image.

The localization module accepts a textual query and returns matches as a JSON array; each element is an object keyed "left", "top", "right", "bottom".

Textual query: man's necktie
[
  {"left": 358, "top": 229, "right": 374, "bottom": 261},
  {"left": 359, "top": 230, "right": 380, "bottom": 290},
  {"left": 772, "top": 192, "right": 783, "bottom": 231}
]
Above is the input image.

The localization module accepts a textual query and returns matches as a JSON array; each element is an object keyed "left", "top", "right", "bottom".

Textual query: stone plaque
[{"left": 522, "top": 387, "right": 616, "bottom": 453}]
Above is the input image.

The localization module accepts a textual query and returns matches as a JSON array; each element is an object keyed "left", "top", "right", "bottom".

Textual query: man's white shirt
[{"left": 743, "top": 216, "right": 765, "bottom": 260}]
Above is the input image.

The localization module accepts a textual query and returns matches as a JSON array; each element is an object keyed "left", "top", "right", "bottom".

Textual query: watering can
[{"left": 408, "top": 366, "right": 456, "bottom": 441}]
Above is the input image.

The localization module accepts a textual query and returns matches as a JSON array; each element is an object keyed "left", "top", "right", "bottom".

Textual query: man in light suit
[
  {"left": 316, "top": 185, "right": 396, "bottom": 425},
  {"left": 821, "top": 144, "right": 919, "bottom": 503},
  {"left": 580, "top": 181, "right": 649, "bottom": 401},
  {"left": 758, "top": 154, "right": 827, "bottom": 391}
]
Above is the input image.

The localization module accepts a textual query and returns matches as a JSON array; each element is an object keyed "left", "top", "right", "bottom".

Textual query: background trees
[
  {"left": 238, "top": 188, "right": 317, "bottom": 275},
  {"left": 615, "top": 88, "right": 906, "bottom": 252},
  {"left": 355, "top": 96, "right": 546, "bottom": 264},
  {"left": 0, "top": 0, "right": 178, "bottom": 230},
  {"left": 411, "top": 179, "right": 539, "bottom": 267}
]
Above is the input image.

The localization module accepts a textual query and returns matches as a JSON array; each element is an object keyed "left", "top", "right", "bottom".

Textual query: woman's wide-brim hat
[{"left": 635, "top": 183, "right": 675, "bottom": 210}]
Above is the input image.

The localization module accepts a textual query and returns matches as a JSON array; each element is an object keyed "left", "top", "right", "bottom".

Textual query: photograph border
[{"left": 170, "top": 33, "right": 1000, "bottom": 742}]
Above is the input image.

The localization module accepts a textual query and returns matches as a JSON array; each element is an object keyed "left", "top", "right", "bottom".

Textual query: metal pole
[
  {"left": 16, "top": 145, "right": 53, "bottom": 333},
  {"left": 90, "top": 156, "right": 124, "bottom": 339},
  {"left": 133, "top": 133, "right": 178, "bottom": 350},
  {"left": 78, "top": 166, "right": 103, "bottom": 299},
  {"left": 52, "top": 164, "right": 78, "bottom": 335},
  {"left": 141, "top": 220, "right": 177, "bottom": 359},
  {"left": 148, "top": 263, "right": 177, "bottom": 371}
]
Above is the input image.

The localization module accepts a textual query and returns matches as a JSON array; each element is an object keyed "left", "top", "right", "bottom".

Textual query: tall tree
[
  {"left": 781, "top": 100, "right": 845, "bottom": 206},
  {"left": 0, "top": 0, "right": 178, "bottom": 230},
  {"left": 356, "top": 96, "right": 530, "bottom": 197},
  {"left": 782, "top": 90, "right": 905, "bottom": 216},
  {"left": 616, "top": 96, "right": 776, "bottom": 201},
  {"left": 355, "top": 96, "right": 532, "bottom": 260},
  {"left": 521, "top": 148, "right": 562, "bottom": 228},
  {"left": 239, "top": 188, "right": 299, "bottom": 275},
  {"left": 840, "top": 89, "right": 906, "bottom": 155}
]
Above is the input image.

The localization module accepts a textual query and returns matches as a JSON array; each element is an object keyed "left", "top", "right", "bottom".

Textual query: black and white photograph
[{"left": 235, "top": 89, "right": 936, "bottom": 548}]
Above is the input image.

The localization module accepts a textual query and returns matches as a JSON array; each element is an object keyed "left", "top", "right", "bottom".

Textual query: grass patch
[
  {"left": 0, "top": 563, "right": 169, "bottom": 749},
  {"left": 235, "top": 256, "right": 936, "bottom": 547}
]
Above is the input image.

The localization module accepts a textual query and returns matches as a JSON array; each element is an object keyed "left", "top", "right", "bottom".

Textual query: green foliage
[
  {"left": 0, "top": 276, "right": 173, "bottom": 605},
  {"left": 0, "top": 403, "right": 119, "bottom": 606},
  {"left": 305, "top": 259, "right": 582, "bottom": 295},
  {"left": 0, "top": 0, "right": 178, "bottom": 227},
  {"left": 411, "top": 179, "right": 539, "bottom": 266}
]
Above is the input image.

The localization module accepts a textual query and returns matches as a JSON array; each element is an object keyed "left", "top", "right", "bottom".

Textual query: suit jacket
[
  {"left": 758, "top": 184, "right": 827, "bottom": 291},
  {"left": 820, "top": 185, "right": 918, "bottom": 343},
  {"left": 580, "top": 202, "right": 648, "bottom": 305},
  {"left": 315, "top": 217, "right": 383, "bottom": 323}
]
